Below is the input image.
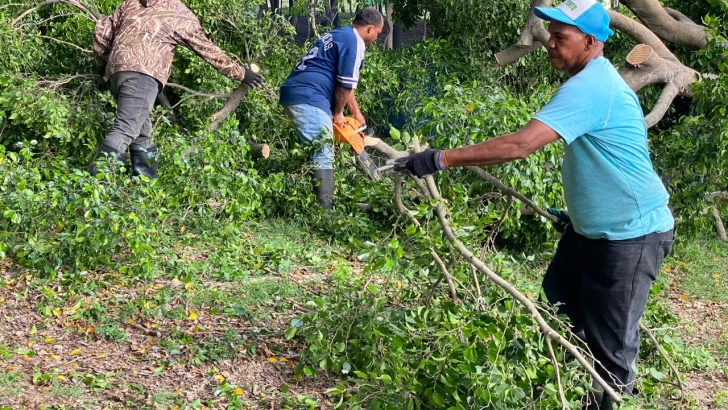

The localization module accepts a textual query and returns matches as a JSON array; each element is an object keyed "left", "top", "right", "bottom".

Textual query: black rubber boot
[
  {"left": 87, "top": 144, "right": 127, "bottom": 177},
  {"left": 129, "top": 145, "right": 158, "bottom": 179},
  {"left": 312, "top": 169, "right": 334, "bottom": 210}
]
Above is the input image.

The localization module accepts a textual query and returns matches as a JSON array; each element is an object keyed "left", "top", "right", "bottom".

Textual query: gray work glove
[
  {"left": 547, "top": 207, "right": 571, "bottom": 233},
  {"left": 389, "top": 149, "right": 444, "bottom": 178},
  {"left": 242, "top": 65, "right": 265, "bottom": 88}
]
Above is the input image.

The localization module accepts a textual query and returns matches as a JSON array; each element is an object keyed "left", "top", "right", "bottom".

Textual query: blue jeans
[{"left": 283, "top": 104, "right": 335, "bottom": 170}]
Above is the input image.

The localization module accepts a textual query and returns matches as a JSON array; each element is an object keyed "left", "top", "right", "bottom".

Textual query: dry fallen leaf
[
  {"left": 188, "top": 311, "right": 198, "bottom": 321},
  {"left": 70, "top": 349, "right": 81, "bottom": 355},
  {"left": 267, "top": 357, "right": 278, "bottom": 363}
]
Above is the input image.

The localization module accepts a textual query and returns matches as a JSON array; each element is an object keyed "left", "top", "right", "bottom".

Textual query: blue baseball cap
[{"left": 535, "top": 0, "right": 614, "bottom": 42}]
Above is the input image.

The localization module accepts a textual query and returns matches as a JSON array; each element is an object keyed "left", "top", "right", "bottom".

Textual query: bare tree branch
[
  {"left": 546, "top": 336, "right": 569, "bottom": 410},
  {"left": 620, "top": 0, "right": 707, "bottom": 49},
  {"left": 430, "top": 250, "right": 460, "bottom": 304},
  {"left": 466, "top": 166, "right": 559, "bottom": 223},
  {"left": 639, "top": 322, "right": 685, "bottom": 395},
  {"left": 207, "top": 84, "right": 249, "bottom": 132},
  {"left": 164, "top": 82, "right": 230, "bottom": 99},
  {"left": 38, "top": 34, "right": 92, "bottom": 53},
  {"left": 394, "top": 173, "right": 421, "bottom": 227},
  {"left": 606, "top": 10, "right": 677, "bottom": 61},
  {"left": 645, "top": 82, "right": 680, "bottom": 128},
  {"left": 495, "top": 0, "right": 552, "bottom": 66},
  {"left": 13, "top": 0, "right": 99, "bottom": 26},
  {"left": 710, "top": 206, "right": 727, "bottom": 241}
]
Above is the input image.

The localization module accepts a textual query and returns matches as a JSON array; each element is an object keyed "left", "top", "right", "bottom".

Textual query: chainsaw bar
[{"left": 357, "top": 150, "right": 381, "bottom": 181}]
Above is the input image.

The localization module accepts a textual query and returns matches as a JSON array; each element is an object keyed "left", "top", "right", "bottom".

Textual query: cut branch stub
[
  {"left": 619, "top": 44, "right": 702, "bottom": 128},
  {"left": 625, "top": 43, "right": 656, "bottom": 67}
]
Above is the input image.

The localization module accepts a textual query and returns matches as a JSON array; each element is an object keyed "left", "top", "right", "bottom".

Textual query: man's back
[
  {"left": 534, "top": 57, "right": 674, "bottom": 240},
  {"left": 93, "top": 0, "right": 243, "bottom": 85},
  {"left": 279, "top": 26, "right": 365, "bottom": 116}
]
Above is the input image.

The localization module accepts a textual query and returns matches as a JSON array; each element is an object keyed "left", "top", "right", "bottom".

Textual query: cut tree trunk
[{"left": 250, "top": 143, "right": 271, "bottom": 159}]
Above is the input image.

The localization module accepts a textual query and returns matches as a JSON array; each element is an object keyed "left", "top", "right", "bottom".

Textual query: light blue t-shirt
[{"left": 534, "top": 57, "right": 674, "bottom": 240}]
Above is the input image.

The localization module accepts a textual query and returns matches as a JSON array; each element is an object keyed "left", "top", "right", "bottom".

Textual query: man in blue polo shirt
[
  {"left": 390, "top": 0, "right": 674, "bottom": 408},
  {"left": 280, "top": 7, "right": 383, "bottom": 209}
]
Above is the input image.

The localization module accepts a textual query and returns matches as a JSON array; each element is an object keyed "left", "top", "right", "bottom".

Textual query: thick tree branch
[
  {"left": 620, "top": 0, "right": 707, "bottom": 49},
  {"left": 606, "top": 10, "right": 677, "bottom": 61},
  {"left": 644, "top": 82, "right": 679, "bottom": 128},
  {"left": 495, "top": 0, "right": 551, "bottom": 66},
  {"left": 207, "top": 84, "right": 249, "bottom": 132},
  {"left": 619, "top": 44, "right": 704, "bottom": 127}
]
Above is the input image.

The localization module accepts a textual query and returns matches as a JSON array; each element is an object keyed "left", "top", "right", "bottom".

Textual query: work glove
[
  {"left": 242, "top": 65, "right": 265, "bottom": 88},
  {"left": 390, "top": 149, "right": 444, "bottom": 178},
  {"left": 547, "top": 207, "right": 571, "bottom": 233}
]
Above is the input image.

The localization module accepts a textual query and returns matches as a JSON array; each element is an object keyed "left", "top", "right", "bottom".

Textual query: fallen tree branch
[
  {"left": 430, "top": 250, "right": 460, "bottom": 304},
  {"left": 208, "top": 84, "right": 249, "bottom": 132},
  {"left": 620, "top": 44, "right": 703, "bottom": 127},
  {"left": 394, "top": 173, "right": 421, "bottom": 227},
  {"left": 13, "top": 0, "right": 99, "bottom": 26},
  {"left": 607, "top": 9, "right": 677, "bottom": 61},
  {"left": 378, "top": 136, "right": 623, "bottom": 403},
  {"left": 495, "top": 0, "right": 551, "bottom": 66},
  {"left": 639, "top": 322, "right": 685, "bottom": 396},
  {"left": 250, "top": 143, "right": 270, "bottom": 159},
  {"left": 466, "top": 166, "right": 559, "bottom": 223},
  {"left": 38, "top": 34, "right": 92, "bottom": 53},
  {"left": 164, "top": 82, "right": 230, "bottom": 99},
  {"left": 546, "top": 336, "right": 568, "bottom": 410},
  {"left": 710, "top": 206, "right": 727, "bottom": 241},
  {"left": 620, "top": 0, "right": 707, "bottom": 49}
]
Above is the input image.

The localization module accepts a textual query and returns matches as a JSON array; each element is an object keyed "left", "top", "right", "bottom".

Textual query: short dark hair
[{"left": 353, "top": 7, "right": 382, "bottom": 27}]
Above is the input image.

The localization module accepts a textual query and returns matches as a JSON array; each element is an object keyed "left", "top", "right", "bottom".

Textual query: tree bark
[
  {"left": 208, "top": 84, "right": 249, "bottom": 132},
  {"left": 620, "top": 0, "right": 708, "bottom": 49},
  {"left": 495, "top": 0, "right": 551, "bottom": 66},
  {"left": 384, "top": 2, "right": 394, "bottom": 50}
]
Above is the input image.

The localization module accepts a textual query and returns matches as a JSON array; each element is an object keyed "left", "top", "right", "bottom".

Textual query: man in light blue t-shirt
[
  {"left": 280, "top": 8, "right": 383, "bottom": 209},
  {"left": 391, "top": 0, "right": 674, "bottom": 408}
]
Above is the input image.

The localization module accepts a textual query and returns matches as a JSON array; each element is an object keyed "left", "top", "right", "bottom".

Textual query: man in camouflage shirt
[{"left": 89, "top": 0, "right": 264, "bottom": 178}]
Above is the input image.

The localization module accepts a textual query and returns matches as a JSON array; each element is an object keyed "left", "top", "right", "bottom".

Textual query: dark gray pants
[
  {"left": 102, "top": 71, "right": 161, "bottom": 152},
  {"left": 543, "top": 225, "right": 674, "bottom": 394}
]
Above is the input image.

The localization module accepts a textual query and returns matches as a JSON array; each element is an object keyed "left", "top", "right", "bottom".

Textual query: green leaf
[
  {"left": 285, "top": 327, "right": 297, "bottom": 340},
  {"left": 367, "top": 283, "right": 378, "bottom": 295},
  {"left": 649, "top": 367, "right": 667, "bottom": 381}
]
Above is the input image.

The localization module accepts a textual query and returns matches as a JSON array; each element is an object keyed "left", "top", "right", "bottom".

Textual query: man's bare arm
[
  {"left": 333, "top": 86, "right": 353, "bottom": 116},
  {"left": 443, "top": 119, "right": 561, "bottom": 168}
]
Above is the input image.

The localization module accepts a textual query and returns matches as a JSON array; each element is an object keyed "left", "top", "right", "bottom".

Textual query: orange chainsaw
[{"left": 333, "top": 117, "right": 381, "bottom": 181}]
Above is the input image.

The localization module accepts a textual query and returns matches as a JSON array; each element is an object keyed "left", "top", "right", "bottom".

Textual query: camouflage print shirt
[{"left": 92, "top": 0, "right": 245, "bottom": 85}]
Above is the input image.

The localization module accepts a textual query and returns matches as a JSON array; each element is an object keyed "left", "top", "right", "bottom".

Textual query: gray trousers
[
  {"left": 102, "top": 71, "right": 161, "bottom": 152},
  {"left": 542, "top": 225, "right": 674, "bottom": 395}
]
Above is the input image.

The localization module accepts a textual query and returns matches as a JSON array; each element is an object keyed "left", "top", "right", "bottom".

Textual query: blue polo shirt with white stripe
[{"left": 279, "top": 26, "right": 365, "bottom": 116}]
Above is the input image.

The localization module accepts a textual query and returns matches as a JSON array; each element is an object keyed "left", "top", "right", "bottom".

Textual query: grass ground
[{"left": 0, "top": 220, "right": 726, "bottom": 409}]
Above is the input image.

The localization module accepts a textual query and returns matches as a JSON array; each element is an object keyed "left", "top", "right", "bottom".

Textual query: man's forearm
[
  {"left": 333, "top": 86, "right": 353, "bottom": 116},
  {"left": 443, "top": 133, "right": 531, "bottom": 168},
  {"left": 441, "top": 119, "right": 561, "bottom": 169},
  {"left": 346, "top": 91, "right": 361, "bottom": 117}
]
